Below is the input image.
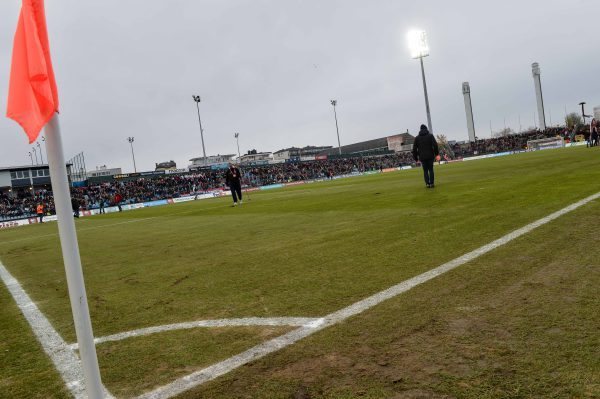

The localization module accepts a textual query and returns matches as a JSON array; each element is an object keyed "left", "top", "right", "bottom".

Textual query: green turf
[{"left": 1, "top": 146, "right": 599, "bottom": 398}]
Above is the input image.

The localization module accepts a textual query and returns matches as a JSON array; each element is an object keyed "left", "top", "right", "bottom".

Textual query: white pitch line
[
  {"left": 137, "top": 191, "right": 600, "bottom": 399},
  {"left": 67, "top": 317, "right": 320, "bottom": 349},
  {"left": 0, "top": 263, "right": 116, "bottom": 399}
]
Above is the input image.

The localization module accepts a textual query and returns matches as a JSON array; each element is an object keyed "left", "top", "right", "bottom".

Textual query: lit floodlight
[{"left": 407, "top": 29, "right": 429, "bottom": 59}]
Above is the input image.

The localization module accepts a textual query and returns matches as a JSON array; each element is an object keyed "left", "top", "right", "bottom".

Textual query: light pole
[
  {"left": 192, "top": 95, "right": 207, "bottom": 165},
  {"left": 32, "top": 146, "right": 38, "bottom": 165},
  {"left": 37, "top": 142, "right": 44, "bottom": 164},
  {"left": 127, "top": 137, "right": 137, "bottom": 173},
  {"left": 234, "top": 132, "right": 241, "bottom": 159},
  {"left": 408, "top": 29, "right": 433, "bottom": 133},
  {"left": 28, "top": 151, "right": 33, "bottom": 165},
  {"left": 330, "top": 100, "right": 342, "bottom": 155}
]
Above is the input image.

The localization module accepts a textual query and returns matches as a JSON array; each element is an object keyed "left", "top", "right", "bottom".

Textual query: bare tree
[
  {"left": 565, "top": 112, "right": 583, "bottom": 128},
  {"left": 435, "top": 134, "right": 455, "bottom": 158}
]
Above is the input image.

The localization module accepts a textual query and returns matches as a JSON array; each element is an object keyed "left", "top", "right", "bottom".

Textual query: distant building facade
[
  {"left": 0, "top": 164, "right": 72, "bottom": 193},
  {"left": 87, "top": 166, "right": 122, "bottom": 178},
  {"left": 318, "top": 132, "right": 414, "bottom": 157},
  {"left": 189, "top": 154, "right": 236, "bottom": 168},
  {"left": 155, "top": 160, "right": 177, "bottom": 171},
  {"left": 273, "top": 145, "right": 333, "bottom": 162},
  {"left": 238, "top": 150, "right": 272, "bottom": 165}
]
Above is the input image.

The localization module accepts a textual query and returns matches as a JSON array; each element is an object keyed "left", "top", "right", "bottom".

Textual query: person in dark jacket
[
  {"left": 412, "top": 124, "right": 440, "bottom": 188},
  {"left": 71, "top": 197, "right": 80, "bottom": 218},
  {"left": 225, "top": 163, "right": 243, "bottom": 206}
]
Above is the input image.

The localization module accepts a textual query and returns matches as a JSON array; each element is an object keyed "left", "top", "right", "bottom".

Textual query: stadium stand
[{"left": 0, "top": 127, "right": 581, "bottom": 221}]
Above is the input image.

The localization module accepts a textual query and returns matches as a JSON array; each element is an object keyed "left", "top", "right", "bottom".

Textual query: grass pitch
[{"left": 1, "top": 146, "right": 599, "bottom": 398}]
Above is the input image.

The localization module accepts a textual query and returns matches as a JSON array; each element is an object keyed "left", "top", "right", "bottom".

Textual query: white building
[
  {"left": 238, "top": 151, "right": 272, "bottom": 165},
  {"left": 189, "top": 154, "right": 236, "bottom": 168},
  {"left": 87, "top": 166, "right": 122, "bottom": 178},
  {"left": 273, "top": 146, "right": 333, "bottom": 162}
]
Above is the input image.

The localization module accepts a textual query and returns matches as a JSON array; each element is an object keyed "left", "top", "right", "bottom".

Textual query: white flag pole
[{"left": 44, "top": 113, "right": 105, "bottom": 399}]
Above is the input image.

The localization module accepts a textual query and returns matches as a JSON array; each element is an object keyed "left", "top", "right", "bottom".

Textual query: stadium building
[
  {"left": 238, "top": 150, "right": 272, "bottom": 165},
  {"left": 189, "top": 154, "right": 236, "bottom": 169},
  {"left": 273, "top": 146, "right": 333, "bottom": 162},
  {"left": 0, "top": 164, "right": 74, "bottom": 194},
  {"left": 155, "top": 160, "right": 177, "bottom": 171},
  {"left": 87, "top": 166, "right": 122, "bottom": 178},
  {"left": 317, "top": 132, "right": 415, "bottom": 158}
]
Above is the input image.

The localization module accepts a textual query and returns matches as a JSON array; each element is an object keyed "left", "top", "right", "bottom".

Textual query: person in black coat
[
  {"left": 412, "top": 124, "right": 440, "bottom": 188},
  {"left": 225, "top": 163, "right": 243, "bottom": 206},
  {"left": 71, "top": 197, "right": 80, "bottom": 218}
]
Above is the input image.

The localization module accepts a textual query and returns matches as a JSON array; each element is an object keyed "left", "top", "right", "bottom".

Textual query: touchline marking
[
  {"left": 67, "top": 317, "right": 321, "bottom": 349},
  {"left": 137, "top": 191, "right": 600, "bottom": 399},
  {"left": 0, "top": 263, "right": 116, "bottom": 399}
]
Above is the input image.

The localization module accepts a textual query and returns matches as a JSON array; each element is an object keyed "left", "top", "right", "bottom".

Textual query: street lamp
[
  {"left": 407, "top": 29, "right": 433, "bottom": 133},
  {"left": 32, "top": 146, "right": 38, "bottom": 165},
  {"left": 28, "top": 151, "right": 33, "bottom": 165},
  {"left": 127, "top": 137, "right": 137, "bottom": 173},
  {"left": 192, "top": 95, "right": 207, "bottom": 165},
  {"left": 234, "top": 132, "right": 241, "bottom": 159},
  {"left": 330, "top": 100, "right": 342, "bottom": 155}
]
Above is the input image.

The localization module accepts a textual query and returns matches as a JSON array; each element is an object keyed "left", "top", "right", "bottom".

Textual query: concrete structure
[
  {"left": 532, "top": 63, "right": 547, "bottom": 130},
  {"left": 462, "top": 82, "right": 476, "bottom": 142},
  {"left": 594, "top": 106, "right": 600, "bottom": 120}
]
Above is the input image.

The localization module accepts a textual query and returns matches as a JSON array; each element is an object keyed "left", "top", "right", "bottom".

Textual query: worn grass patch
[{"left": 1, "top": 146, "right": 599, "bottom": 398}]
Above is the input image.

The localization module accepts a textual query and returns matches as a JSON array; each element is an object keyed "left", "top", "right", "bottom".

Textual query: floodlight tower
[
  {"left": 462, "top": 82, "right": 476, "bottom": 142},
  {"left": 408, "top": 29, "right": 433, "bottom": 133},
  {"left": 127, "top": 137, "right": 137, "bottom": 173},
  {"left": 532, "top": 63, "right": 546, "bottom": 131},
  {"left": 37, "top": 142, "right": 44, "bottom": 164},
  {"left": 192, "top": 95, "right": 207, "bottom": 165},
  {"left": 234, "top": 132, "right": 241, "bottom": 159},
  {"left": 31, "top": 147, "right": 38, "bottom": 165},
  {"left": 330, "top": 100, "right": 342, "bottom": 155}
]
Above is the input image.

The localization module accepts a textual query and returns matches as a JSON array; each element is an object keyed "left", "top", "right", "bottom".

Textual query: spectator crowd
[{"left": 0, "top": 127, "right": 582, "bottom": 221}]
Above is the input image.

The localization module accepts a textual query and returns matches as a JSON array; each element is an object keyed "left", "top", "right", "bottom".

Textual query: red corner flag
[{"left": 6, "top": 0, "right": 59, "bottom": 144}]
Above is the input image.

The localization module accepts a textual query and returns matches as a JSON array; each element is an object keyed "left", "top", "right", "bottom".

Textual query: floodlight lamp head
[
  {"left": 234, "top": 133, "right": 239, "bottom": 138},
  {"left": 462, "top": 82, "right": 470, "bottom": 94},
  {"left": 407, "top": 30, "right": 429, "bottom": 59},
  {"left": 193, "top": 95, "right": 201, "bottom": 103},
  {"left": 532, "top": 62, "right": 541, "bottom": 76},
  {"left": 331, "top": 100, "right": 337, "bottom": 106}
]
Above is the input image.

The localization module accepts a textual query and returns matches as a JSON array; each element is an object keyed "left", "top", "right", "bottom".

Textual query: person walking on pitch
[
  {"left": 412, "top": 124, "right": 440, "bottom": 188},
  {"left": 225, "top": 163, "right": 243, "bottom": 206},
  {"left": 36, "top": 202, "right": 45, "bottom": 223}
]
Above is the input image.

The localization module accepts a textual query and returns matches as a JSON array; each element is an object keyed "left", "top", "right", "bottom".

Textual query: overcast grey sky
[{"left": 1, "top": 0, "right": 598, "bottom": 172}]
